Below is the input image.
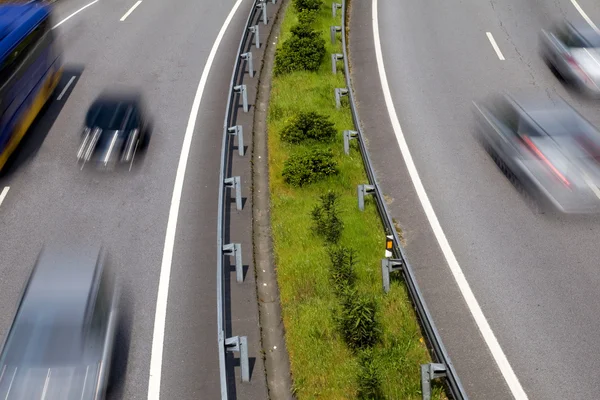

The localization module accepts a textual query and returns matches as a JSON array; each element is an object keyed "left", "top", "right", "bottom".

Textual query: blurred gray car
[
  {"left": 473, "top": 93, "right": 600, "bottom": 213},
  {"left": 541, "top": 20, "right": 600, "bottom": 96},
  {"left": 0, "top": 246, "right": 119, "bottom": 399}
]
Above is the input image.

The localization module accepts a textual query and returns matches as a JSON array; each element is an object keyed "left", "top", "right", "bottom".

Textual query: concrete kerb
[
  {"left": 251, "top": 0, "right": 295, "bottom": 398},
  {"left": 249, "top": 0, "right": 294, "bottom": 399}
]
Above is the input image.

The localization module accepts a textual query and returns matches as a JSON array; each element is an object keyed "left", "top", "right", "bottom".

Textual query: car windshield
[
  {"left": 86, "top": 102, "right": 134, "bottom": 130},
  {"left": 583, "top": 35, "right": 600, "bottom": 48},
  {"left": 0, "top": 313, "right": 84, "bottom": 366},
  {"left": 571, "top": 27, "right": 600, "bottom": 48},
  {"left": 525, "top": 109, "right": 586, "bottom": 137}
]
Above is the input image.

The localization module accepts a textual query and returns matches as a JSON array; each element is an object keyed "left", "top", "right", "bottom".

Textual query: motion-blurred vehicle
[
  {"left": 473, "top": 93, "right": 600, "bottom": 213},
  {"left": 0, "top": 1, "right": 62, "bottom": 172},
  {"left": 77, "top": 91, "right": 152, "bottom": 170},
  {"left": 541, "top": 19, "right": 600, "bottom": 96},
  {"left": 0, "top": 246, "right": 119, "bottom": 399}
]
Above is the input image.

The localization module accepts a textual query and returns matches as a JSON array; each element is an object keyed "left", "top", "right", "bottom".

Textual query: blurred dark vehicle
[
  {"left": 0, "top": 246, "right": 119, "bottom": 399},
  {"left": 473, "top": 93, "right": 600, "bottom": 213},
  {"left": 541, "top": 20, "right": 600, "bottom": 96},
  {"left": 77, "top": 91, "right": 152, "bottom": 170}
]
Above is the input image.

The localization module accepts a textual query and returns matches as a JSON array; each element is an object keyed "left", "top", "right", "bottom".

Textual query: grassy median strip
[{"left": 267, "top": 0, "right": 446, "bottom": 398}]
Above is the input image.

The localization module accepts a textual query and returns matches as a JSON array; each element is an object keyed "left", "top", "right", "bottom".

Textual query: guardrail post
[
  {"left": 332, "top": 2, "right": 342, "bottom": 17},
  {"left": 223, "top": 243, "right": 244, "bottom": 283},
  {"left": 343, "top": 130, "right": 358, "bottom": 154},
  {"left": 256, "top": 0, "right": 268, "bottom": 25},
  {"left": 331, "top": 53, "right": 344, "bottom": 74},
  {"left": 334, "top": 88, "right": 348, "bottom": 108},
  {"left": 233, "top": 85, "right": 249, "bottom": 113},
  {"left": 357, "top": 184, "right": 375, "bottom": 211},
  {"left": 330, "top": 26, "right": 341, "bottom": 44},
  {"left": 248, "top": 25, "right": 260, "bottom": 49},
  {"left": 421, "top": 363, "right": 447, "bottom": 400},
  {"left": 381, "top": 258, "right": 403, "bottom": 293},
  {"left": 226, "top": 336, "right": 250, "bottom": 382},
  {"left": 240, "top": 52, "right": 254, "bottom": 78},
  {"left": 225, "top": 176, "right": 243, "bottom": 211},
  {"left": 228, "top": 125, "right": 245, "bottom": 156}
]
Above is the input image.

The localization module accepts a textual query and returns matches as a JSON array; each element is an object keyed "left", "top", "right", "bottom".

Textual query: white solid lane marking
[
  {"left": 571, "top": 0, "right": 600, "bottom": 33},
  {"left": 486, "top": 32, "right": 505, "bottom": 60},
  {"left": 146, "top": 0, "right": 244, "bottom": 398},
  {"left": 56, "top": 76, "right": 76, "bottom": 101},
  {"left": 120, "top": 0, "right": 142, "bottom": 22},
  {"left": 372, "top": 1, "right": 527, "bottom": 399},
  {"left": 0, "top": 187, "right": 9, "bottom": 207},
  {"left": 52, "top": 0, "right": 100, "bottom": 29}
]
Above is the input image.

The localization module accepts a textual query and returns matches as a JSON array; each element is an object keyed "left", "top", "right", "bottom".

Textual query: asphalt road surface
[
  {"left": 350, "top": 0, "right": 600, "bottom": 399},
  {"left": 0, "top": 0, "right": 267, "bottom": 399}
]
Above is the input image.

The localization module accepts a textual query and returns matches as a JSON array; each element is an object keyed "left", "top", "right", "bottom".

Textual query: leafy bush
[
  {"left": 282, "top": 148, "right": 338, "bottom": 187},
  {"left": 338, "top": 291, "right": 381, "bottom": 351},
  {"left": 357, "top": 349, "right": 384, "bottom": 400},
  {"left": 281, "top": 111, "right": 337, "bottom": 144},
  {"left": 293, "top": 0, "right": 322, "bottom": 13},
  {"left": 311, "top": 191, "right": 344, "bottom": 244},
  {"left": 290, "top": 22, "right": 320, "bottom": 39},
  {"left": 274, "top": 28, "right": 326, "bottom": 75},
  {"left": 297, "top": 9, "right": 318, "bottom": 25},
  {"left": 328, "top": 246, "right": 357, "bottom": 294}
]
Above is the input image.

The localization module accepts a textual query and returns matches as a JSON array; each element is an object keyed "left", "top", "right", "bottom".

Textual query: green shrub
[
  {"left": 281, "top": 111, "right": 337, "bottom": 144},
  {"left": 311, "top": 191, "right": 344, "bottom": 244},
  {"left": 293, "top": 0, "right": 322, "bottom": 13},
  {"left": 290, "top": 22, "right": 320, "bottom": 39},
  {"left": 357, "top": 349, "right": 385, "bottom": 400},
  {"left": 282, "top": 148, "right": 338, "bottom": 187},
  {"left": 297, "top": 9, "right": 318, "bottom": 25},
  {"left": 338, "top": 291, "right": 381, "bottom": 351},
  {"left": 274, "top": 31, "right": 326, "bottom": 75},
  {"left": 328, "top": 246, "right": 357, "bottom": 293}
]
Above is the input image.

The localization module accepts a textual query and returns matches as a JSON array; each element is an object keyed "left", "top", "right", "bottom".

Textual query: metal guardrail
[
  {"left": 333, "top": 0, "right": 469, "bottom": 398},
  {"left": 216, "top": 0, "right": 272, "bottom": 398}
]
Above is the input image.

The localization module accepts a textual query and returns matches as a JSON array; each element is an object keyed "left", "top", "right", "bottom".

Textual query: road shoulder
[{"left": 347, "top": 0, "right": 513, "bottom": 398}]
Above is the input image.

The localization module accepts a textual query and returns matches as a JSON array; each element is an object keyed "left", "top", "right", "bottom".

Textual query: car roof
[
  {"left": 86, "top": 93, "right": 143, "bottom": 130},
  {"left": 505, "top": 92, "right": 570, "bottom": 114},
  {"left": 507, "top": 93, "right": 598, "bottom": 137},
  {"left": 0, "top": 3, "right": 49, "bottom": 58},
  {"left": 18, "top": 246, "right": 102, "bottom": 325}
]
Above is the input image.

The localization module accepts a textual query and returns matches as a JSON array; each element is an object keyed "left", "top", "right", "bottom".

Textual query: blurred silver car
[
  {"left": 541, "top": 20, "right": 600, "bottom": 96},
  {"left": 0, "top": 246, "right": 119, "bottom": 399},
  {"left": 474, "top": 93, "right": 600, "bottom": 213}
]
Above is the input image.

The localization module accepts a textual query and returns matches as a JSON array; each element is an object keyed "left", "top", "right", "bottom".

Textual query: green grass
[{"left": 267, "top": 1, "right": 447, "bottom": 398}]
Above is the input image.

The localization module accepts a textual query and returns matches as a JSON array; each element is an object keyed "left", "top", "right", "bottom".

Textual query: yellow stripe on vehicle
[{"left": 0, "top": 67, "right": 63, "bottom": 171}]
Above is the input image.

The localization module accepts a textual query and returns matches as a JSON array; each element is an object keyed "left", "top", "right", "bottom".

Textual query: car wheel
[{"left": 549, "top": 61, "right": 566, "bottom": 82}]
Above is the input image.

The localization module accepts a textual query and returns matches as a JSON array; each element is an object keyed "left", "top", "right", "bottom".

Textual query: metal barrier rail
[
  {"left": 216, "top": 0, "right": 269, "bottom": 398},
  {"left": 333, "top": 0, "right": 469, "bottom": 398}
]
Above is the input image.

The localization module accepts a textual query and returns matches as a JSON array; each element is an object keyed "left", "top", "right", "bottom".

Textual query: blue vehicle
[{"left": 0, "top": 2, "right": 62, "bottom": 171}]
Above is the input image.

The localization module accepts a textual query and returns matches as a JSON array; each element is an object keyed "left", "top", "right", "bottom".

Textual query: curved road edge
[{"left": 346, "top": 0, "right": 515, "bottom": 399}]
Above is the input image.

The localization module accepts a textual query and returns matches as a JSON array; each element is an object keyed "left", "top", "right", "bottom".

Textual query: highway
[
  {"left": 349, "top": 0, "right": 600, "bottom": 399},
  {"left": 0, "top": 0, "right": 267, "bottom": 399}
]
